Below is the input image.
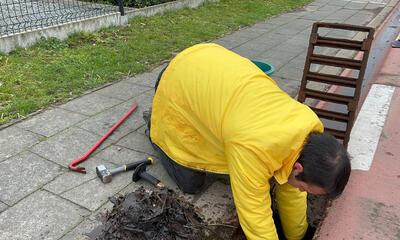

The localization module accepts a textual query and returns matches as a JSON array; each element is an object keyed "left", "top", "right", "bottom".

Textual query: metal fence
[{"left": 0, "top": 0, "right": 124, "bottom": 37}]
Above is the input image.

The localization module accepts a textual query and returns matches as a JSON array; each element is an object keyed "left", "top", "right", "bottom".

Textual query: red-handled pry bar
[{"left": 68, "top": 102, "right": 139, "bottom": 173}]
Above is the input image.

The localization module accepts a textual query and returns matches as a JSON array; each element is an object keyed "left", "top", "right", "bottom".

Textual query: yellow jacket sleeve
[
  {"left": 225, "top": 142, "right": 278, "bottom": 240},
  {"left": 275, "top": 183, "right": 308, "bottom": 240}
]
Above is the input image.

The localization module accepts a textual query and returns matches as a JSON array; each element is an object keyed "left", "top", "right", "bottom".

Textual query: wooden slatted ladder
[{"left": 298, "top": 22, "right": 375, "bottom": 147}]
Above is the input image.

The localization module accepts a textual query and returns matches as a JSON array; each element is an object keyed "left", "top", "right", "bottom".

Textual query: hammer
[
  {"left": 96, "top": 157, "right": 154, "bottom": 183},
  {"left": 132, "top": 162, "right": 164, "bottom": 188}
]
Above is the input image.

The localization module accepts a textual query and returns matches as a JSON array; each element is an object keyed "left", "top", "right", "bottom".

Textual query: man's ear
[{"left": 292, "top": 162, "right": 304, "bottom": 174}]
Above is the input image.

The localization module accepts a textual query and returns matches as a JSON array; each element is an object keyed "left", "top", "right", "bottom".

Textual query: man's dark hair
[{"left": 296, "top": 132, "right": 351, "bottom": 198}]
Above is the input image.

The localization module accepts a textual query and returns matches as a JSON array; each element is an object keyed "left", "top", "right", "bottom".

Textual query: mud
[
  {"left": 88, "top": 187, "right": 245, "bottom": 240},
  {"left": 88, "top": 184, "right": 327, "bottom": 240}
]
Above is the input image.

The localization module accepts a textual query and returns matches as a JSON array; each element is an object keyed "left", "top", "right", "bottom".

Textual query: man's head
[{"left": 287, "top": 132, "right": 351, "bottom": 198}]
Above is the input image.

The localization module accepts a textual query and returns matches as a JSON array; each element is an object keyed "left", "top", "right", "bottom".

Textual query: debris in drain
[{"left": 87, "top": 186, "right": 246, "bottom": 240}]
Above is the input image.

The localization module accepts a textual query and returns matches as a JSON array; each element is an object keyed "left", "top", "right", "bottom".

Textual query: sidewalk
[
  {"left": 316, "top": 30, "right": 400, "bottom": 240},
  {"left": 0, "top": 0, "right": 398, "bottom": 239}
]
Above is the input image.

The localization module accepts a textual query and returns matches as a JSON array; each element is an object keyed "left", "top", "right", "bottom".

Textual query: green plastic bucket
[{"left": 251, "top": 60, "right": 275, "bottom": 76}]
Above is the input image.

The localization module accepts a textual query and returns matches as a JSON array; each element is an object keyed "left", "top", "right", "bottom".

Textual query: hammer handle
[
  {"left": 140, "top": 171, "right": 160, "bottom": 186},
  {"left": 125, "top": 157, "right": 153, "bottom": 171}
]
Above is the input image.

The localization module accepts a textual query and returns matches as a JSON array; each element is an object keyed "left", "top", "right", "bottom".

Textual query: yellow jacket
[{"left": 151, "top": 43, "right": 323, "bottom": 239}]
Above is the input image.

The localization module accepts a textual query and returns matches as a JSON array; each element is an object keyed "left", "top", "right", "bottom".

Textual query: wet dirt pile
[{"left": 88, "top": 186, "right": 245, "bottom": 240}]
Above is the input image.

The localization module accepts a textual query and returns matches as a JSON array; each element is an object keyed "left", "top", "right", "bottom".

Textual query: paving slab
[
  {"left": 213, "top": 35, "right": 249, "bottom": 50},
  {"left": 273, "top": 76, "right": 301, "bottom": 98},
  {"left": 95, "top": 80, "right": 151, "bottom": 101},
  {"left": 257, "top": 48, "right": 299, "bottom": 63},
  {"left": 44, "top": 157, "right": 115, "bottom": 195},
  {"left": 95, "top": 145, "right": 148, "bottom": 165},
  {"left": 125, "top": 64, "right": 167, "bottom": 87},
  {"left": 194, "top": 181, "right": 234, "bottom": 224},
  {"left": 0, "top": 127, "right": 42, "bottom": 162},
  {"left": 365, "top": 2, "right": 386, "bottom": 10},
  {"left": 317, "top": 4, "right": 344, "bottom": 12},
  {"left": 16, "top": 108, "right": 87, "bottom": 137},
  {"left": 232, "top": 44, "right": 264, "bottom": 59},
  {"left": 242, "top": 34, "right": 287, "bottom": 52},
  {"left": 61, "top": 171, "right": 132, "bottom": 211},
  {"left": 274, "top": 63, "right": 305, "bottom": 81},
  {"left": 302, "top": 10, "right": 334, "bottom": 21},
  {"left": 0, "top": 201, "right": 8, "bottom": 213},
  {"left": 61, "top": 201, "right": 114, "bottom": 240},
  {"left": 346, "top": 12, "right": 376, "bottom": 25},
  {"left": 344, "top": 1, "right": 368, "bottom": 10},
  {"left": 328, "top": 0, "right": 349, "bottom": 7},
  {"left": 324, "top": 9, "right": 358, "bottom": 22},
  {"left": 264, "top": 14, "right": 301, "bottom": 26},
  {"left": 30, "top": 127, "right": 109, "bottom": 166},
  {"left": 0, "top": 151, "right": 63, "bottom": 205},
  {"left": 116, "top": 131, "right": 156, "bottom": 155},
  {"left": 59, "top": 93, "right": 123, "bottom": 116},
  {"left": 0, "top": 190, "right": 90, "bottom": 240},
  {"left": 78, "top": 98, "right": 147, "bottom": 140}
]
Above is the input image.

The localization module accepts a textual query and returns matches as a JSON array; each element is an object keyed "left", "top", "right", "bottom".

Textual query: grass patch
[{"left": 0, "top": 0, "right": 311, "bottom": 125}]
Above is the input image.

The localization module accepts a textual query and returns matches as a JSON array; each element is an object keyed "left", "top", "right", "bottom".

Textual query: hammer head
[{"left": 96, "top": 165, "right": 112, "bottom": 183}]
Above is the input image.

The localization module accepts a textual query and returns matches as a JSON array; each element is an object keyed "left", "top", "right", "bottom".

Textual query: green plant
[{"left": 0, "top": 0, "right": 312, "bottom": 125}]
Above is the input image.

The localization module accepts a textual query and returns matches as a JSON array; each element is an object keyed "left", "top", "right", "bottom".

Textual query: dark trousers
[{"left": 146, "top": 65, "right": 207, "bottom": 194}]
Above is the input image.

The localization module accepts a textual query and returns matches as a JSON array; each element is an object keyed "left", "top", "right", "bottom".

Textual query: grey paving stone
[
  {"left": 365, "top": 3, "right": 385, "bottom": 10},
  {"left": 44, "top": 157, "right": 115, "bottom": 195},
  {"left": 0, "top": 127, "right": 42, "bottom": 162},
  {"left": 317, "top": 4, "right": 343, "bottom": 12},
  {"left": 324, "top": 9, "right": 358, "bottom": 21},
  {"left": 274, "top": 64, "right": 304, "bottom": 82},
  {"left": 194, "top": 182, "right": 234, "bottom": 224},
  {"left": 135, "top": 89, "right": 155, "bottom": 111},
  {"left": 285, "top": 36, "right": 309, "bottom": 49},
  {"left": 273, "top": 26, "right": 304, "bottom": 36},
  {"left": 95, "top": 81, "right": 151, "bottom": 101},
  {"left": 95, "top": 145, "right": 148, "bottom": 165},
  {"left": 0, "top": 190, "right": 90, "bottom": 240},
  {"left": 265, "top": 14, "right": 300, "bottom": 26},
  {"left": 0, "top": 152, "right": 63, "bottom": 205},
  {"left": 250, "top": 22, "right": 279, "bottom": 32},
  {"left": 59, "top": 93, "right": 123, "bottom": 116},
  {"left": 61, "top": 171, "right": 132, "bottom": 211},
  {"left": 30, "top": 127, "right": 108, "bottom": 166},
  {"left": 301, "top": 10, "right": 334, "bottom": 21},
  {"left": 229, "top": 27, "right": 268, "bottom": 40},
  {"left": 136, "top": 124, "right": 147, "bottom": 136},
  {"left": 344, "top": 1, "right": 368, "bottom": 10},
  {"left": 285, "top": 18, "right": 315, "bottom": 30},
  {"left": 257, "top": 48, "right": 299, "bottom": 63},
  {"left": 78, "top": 99, "right": 147, "bottom": 141},
  {"left": 345, "top": 12, "right": 375, "bottom": 25},
  {"left": 232, "top": 44, "right": 264, "bottom": 59},
  {"left": 16, "top": 108, "right": 87, "bottom": 137},
  {"left": 116, "top": 132, "right": 156, "bottom": 155},
  {"left": 60, "top": 201, "right": 113, "bottom": 240},
  {"left": 273, "top": 44, "right": 307, "bottom": 57},
  {"left": 303, "top": 4, "right": 321, "bottom": 11},
  {"left": 273, "top": 76, "right": 301, "bottom": 98},
  {"left": 0, "top": 201, "right": 8, "bottom": 213},
  {"left": 213, "top": 35, "right": 249, "bottom": 49},
  {"left": 125, "top": 71, "right": 159, "bottom": 87},
  {"left": 246, "top": 34, "right": 288, "bottom": 50},
  {"left": 328, "top": 0, "right": 349, "bottom": 7},
  {"left": 286, "top": 57, "right": 307, "bottom": 70},
  {"left": 325, "top": 29, "right": 358, "bottom": 39}
]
